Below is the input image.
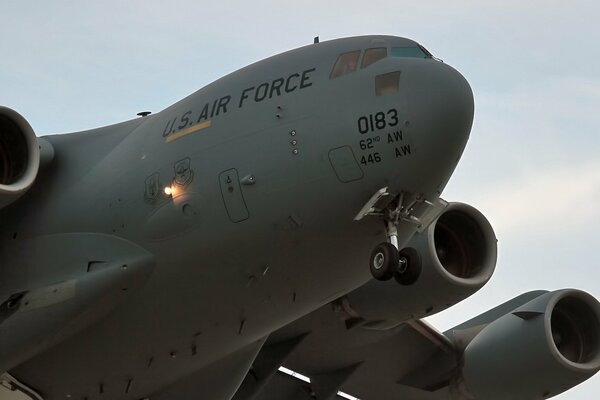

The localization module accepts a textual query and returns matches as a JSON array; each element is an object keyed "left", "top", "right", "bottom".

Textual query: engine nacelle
[
  {"left": 346, "top": 202, "right": 497, "bottom": 328},
  {"left": 458, "top": 289, "right": 600, "bottom": 399},
  {"left": 0, "top": 106, "right": 40, "bottom": 210}
]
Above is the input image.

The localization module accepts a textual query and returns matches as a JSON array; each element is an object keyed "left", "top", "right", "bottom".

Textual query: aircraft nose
[{"left": 401, "top": 60, "right": 474, "bottom": 191}]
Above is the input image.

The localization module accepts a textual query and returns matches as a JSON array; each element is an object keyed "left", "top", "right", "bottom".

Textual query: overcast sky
[{"left": 1, "top": 1, "right": 599, "bottom": 398}]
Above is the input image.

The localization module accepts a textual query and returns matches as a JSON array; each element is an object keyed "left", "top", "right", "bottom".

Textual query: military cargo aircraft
[{"left": 0, "top": 35, "right": 598, "bottom": 400}]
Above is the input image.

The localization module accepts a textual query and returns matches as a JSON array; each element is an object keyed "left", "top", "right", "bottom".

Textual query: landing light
[{"left": 164, "top": 186, "right": 174, "bottom": 196}]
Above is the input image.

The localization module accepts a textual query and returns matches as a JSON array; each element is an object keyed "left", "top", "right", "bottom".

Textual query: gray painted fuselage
[{"left": 0, "top": 36, "right": 473, "bottom": 399}]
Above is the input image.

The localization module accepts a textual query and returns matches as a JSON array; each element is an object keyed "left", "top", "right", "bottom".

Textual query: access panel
[
  {"left": 328, "top": 146, "right": 363, "bottom": 183},
  {"left": 219, "top": 168, "right": 249, "bottom": 223}
]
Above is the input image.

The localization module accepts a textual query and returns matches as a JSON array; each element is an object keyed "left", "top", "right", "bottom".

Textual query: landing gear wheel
[
  {"left": 395, "top": 247, "right": 422, "bottom": 285},
  {"left": 370, "top": 242, "right": 400, "bottom": 281}
]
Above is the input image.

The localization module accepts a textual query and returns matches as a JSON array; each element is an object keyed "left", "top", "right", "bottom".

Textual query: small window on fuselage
[
  {"left": 362, "top": 47, "right": 387, "bottom": 68},
  {"left": 375, "top": 71, "right": 400, "bottom": 96},
  {"left": 330, "top": 50, "right": 361, "bottom": 79}
]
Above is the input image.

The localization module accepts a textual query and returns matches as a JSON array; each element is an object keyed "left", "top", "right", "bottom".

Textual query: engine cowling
[
  {"left": 0, "top": 106, "right": 40, "bottom": 210},
  {"left": 457, "top": 289, "right": 600, "bottom": 399},
  {"left": 346, "top": 202, "right": 497, "bottom": 328}
]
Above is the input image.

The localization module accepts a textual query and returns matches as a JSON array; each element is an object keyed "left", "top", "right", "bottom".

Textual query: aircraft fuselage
[{"left": 0, "top": 35, "right": 473, "bottom": 398}]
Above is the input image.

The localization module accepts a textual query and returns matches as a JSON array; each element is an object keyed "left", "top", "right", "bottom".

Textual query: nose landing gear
[{"left": 357, "top": 188, "right": 446, "bottom": 283}]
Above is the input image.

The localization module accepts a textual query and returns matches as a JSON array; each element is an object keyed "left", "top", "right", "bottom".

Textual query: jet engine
[
  {"left": 345, "top": 202, "right": 497, "bottom": 327},
  {"left": 455, "top": 289, "right": 600, "bottom": 399},
  {"left": 0, "top": 106, "right": 40, "bottom": 210}
]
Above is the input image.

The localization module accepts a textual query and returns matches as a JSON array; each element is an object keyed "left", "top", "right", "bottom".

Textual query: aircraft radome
[{"left": 0, "top": 35, "right": 599, "bottom": 400}]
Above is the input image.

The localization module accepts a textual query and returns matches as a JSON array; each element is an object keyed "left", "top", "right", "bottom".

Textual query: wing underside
[{"left": 233, "top": 301, "right": 457, "bottom": 400}]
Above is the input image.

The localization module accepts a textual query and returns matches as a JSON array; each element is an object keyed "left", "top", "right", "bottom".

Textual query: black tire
[
  {"left": 395, "top": 247, "right": 422, "bottom": 285},
  {"left": 370, "top": 242, "right": 399, "bottom": 281}
]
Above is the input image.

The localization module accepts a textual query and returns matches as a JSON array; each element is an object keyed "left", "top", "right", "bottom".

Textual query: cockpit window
[
  {"left": 391, "top": 47, "right": 429, "bottom": 58},
  {"left": 375, "top": 71, "right": 400, "bottom": 96},
  {"left": 330, "top": 50, "right": 361, "bottom": 79},
  {"left": 361, "top": 47, "right": 387, "bottom": 68}
]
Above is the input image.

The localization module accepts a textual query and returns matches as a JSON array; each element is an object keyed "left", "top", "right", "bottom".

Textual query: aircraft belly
[
  {"left": 10, "top": 216, "right": 390, "bottom": 399},
  {"left": 7, "top": 124, "right": 429, "bottom": 399}
]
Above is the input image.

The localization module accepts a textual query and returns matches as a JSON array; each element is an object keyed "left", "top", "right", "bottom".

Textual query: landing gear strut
[{"left": 358, "top": 189, "right": 439, "bottom": 283}]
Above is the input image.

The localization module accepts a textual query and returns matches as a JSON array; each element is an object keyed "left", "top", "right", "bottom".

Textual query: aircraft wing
[
  {"left": 234, "top": 311, "right": 455, "bottom": 400},
  {"left": 234, "top": 289, "right": 598, "bottom": 400},
  {"left": 0, "top": 233, "right": 155, "bottom": 374}
]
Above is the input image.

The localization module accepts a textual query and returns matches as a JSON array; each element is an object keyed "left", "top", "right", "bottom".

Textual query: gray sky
[{"left": 1, "top": 1, "right": 599, "bottom": 398}]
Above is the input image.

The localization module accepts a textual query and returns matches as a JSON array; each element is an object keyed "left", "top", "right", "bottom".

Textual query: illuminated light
[{"left": 164, "top": 186, "right": 173, "bottom": 196}]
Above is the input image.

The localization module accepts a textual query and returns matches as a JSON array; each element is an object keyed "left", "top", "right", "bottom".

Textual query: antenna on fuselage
[{"left": 313, "top": 36, "right": 319, "bottom": 44}]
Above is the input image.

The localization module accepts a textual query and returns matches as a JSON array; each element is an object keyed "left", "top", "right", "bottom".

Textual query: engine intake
[
  {"left": 430, "top": 204, "right": 496, "bottom": 284},
  {"left": 346, "top": 202, "right": 497, "bottom": 328},
  {"left": 458, "top": 289, "right": 600, "bottom": 399},
  {"left": 552, "top": 295, "right": 600, "bottom": 364},
  {"left": 0, "top": 107, "right": 40, "bottom": 210}
]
